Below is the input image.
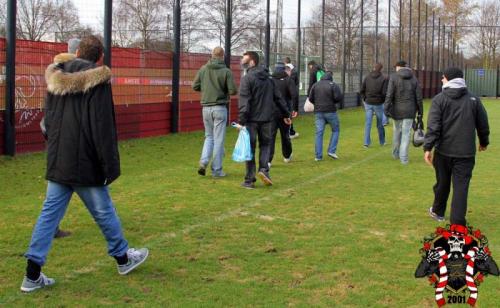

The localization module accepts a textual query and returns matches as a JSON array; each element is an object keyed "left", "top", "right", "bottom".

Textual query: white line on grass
[{"left": 1, "top": 150, "right": 385, "bottom": 304}]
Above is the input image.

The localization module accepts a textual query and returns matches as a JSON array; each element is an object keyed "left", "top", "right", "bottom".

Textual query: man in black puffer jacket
[
  {"left": 360, "top": 63, "right": 388, "bottom": 147},
  {"left": 238, "top": 52, "right": 291, "bottom": 189},
  {"left": 424, "top": 67, "right": 489, "bottom": 226},
  {"left": 309, "top": 72, "right": 343, "bottom": 161},
  {"left": 21, "top": 36, "right": 148, "bottom": 293},
  {"left": 270, "top": 62, "right": 298, "bottom": 164},
  {"left": 384, "top": 60, "right": 423, "bottom": 164}
]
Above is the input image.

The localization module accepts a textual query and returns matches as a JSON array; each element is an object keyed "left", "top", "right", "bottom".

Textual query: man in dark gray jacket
[
  {"left": 309, "top": 72, "right": 343, "bottom": 161},
  {"left": 360, "top": 63, "right": 388, "bottom": 147},
  {"left": 384, "top": 60, "right": 423, "bottom": 164},
  {"left": 424, "top": 67, "right": 489, "bottom": 226},
  {"left": 238, "top": 51, "right": 291, "bottom": 189}
]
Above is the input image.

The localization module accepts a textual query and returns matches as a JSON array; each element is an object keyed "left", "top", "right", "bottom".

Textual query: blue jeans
[
  {"left": 315, "top": 112, "right": 340, "bottom": 159},
  {"left": 392, "top": 119, "right": 413, "bottom": 164},
  {"left": 363, "top": 103, "right": 385, "bottom": 146},
  {"left": 200, "top": 105, "right": 227, "bottom": 176},
  {"left": 382, "top": 113, "right": 389, "bottom": 126},
  {"left": 25, "top": 181, "right": 129, "bottom": 266}
]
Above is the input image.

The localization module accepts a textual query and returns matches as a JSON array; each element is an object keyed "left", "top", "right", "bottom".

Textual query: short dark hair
[
  {"left": 283, "top": 56, "right": 291, "bottom": 64},
  {"left": 243, "top": 51, "right": 259, "bottom": 66},
  {"left": 308, "top": 60, "right": 316, "bottom": 66},
  {"left": 374, "top": 63, "right": 383, "bottom": 72},
  {"left": 78, "top": 35, "right": 104, "bottom": 63},
  {"left": 443, "top": 67, "right": 464, "bottom": 80},
  {"left": 395, "top": 60, "right": 407, "bottom": 67}
]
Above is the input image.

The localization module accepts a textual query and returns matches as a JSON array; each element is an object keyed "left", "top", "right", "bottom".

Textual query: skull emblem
[{"left": 448, "top": 236, "right": 465, "bottom": 253}]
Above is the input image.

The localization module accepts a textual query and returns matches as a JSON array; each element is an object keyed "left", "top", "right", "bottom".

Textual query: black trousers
[
  {"left": 270, "top": 118, "right": 292, "bottom": 163},
  {"left": 245, "top": 121, "right": 273, "bottom": 183},
  {"left": 290, "top": 124, "right": 296, "bottom": 135},
  {"left": 432, "top": 152, "right": 475, "bottom": 226}
]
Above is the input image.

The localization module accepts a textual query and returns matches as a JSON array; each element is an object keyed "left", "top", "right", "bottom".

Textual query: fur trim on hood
[
  {"left": 45, "top": 64, "right": 111, "bottom": 95},
  {"left": 53, "top": 53, "right": 76, "bottom": 64}
]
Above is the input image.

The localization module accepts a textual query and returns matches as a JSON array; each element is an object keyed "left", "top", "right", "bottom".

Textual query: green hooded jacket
[{"left": 192, "top": 59, "right": 238, "bottom": 106}]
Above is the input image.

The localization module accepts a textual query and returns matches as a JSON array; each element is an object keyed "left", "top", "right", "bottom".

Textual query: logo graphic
[{"left": 415, "top": 224, "right": 499, "bottom": 306}]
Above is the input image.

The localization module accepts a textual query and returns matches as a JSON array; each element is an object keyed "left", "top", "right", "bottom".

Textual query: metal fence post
[
  {"left": 408, "top": 0, "right": 412, "bottom": 67},
  {"left": 171, "top": 0, "right": 181, "bottom": 133},
  {"left": 104, "top": 0, "right": 112, "bottom": 67},
  {"left": 375, "top": 0, "right": 379, "bottom": 63},
  {"left": 387, "top": 0, "right": 391, "bottom": 76},
  {"left": 4, "top": 0, "right": 16, "bottom": 156},
  {"left": 341, "top": 0, "right": 347, "bottom": 95},
  {"left": 265, "top": 0, "right": 270, "bottom": 68},
  {"left": 321, "top": 0, "right": 325, "bottom": 65},
  {"left": 399, "top": 0, "right": 402, "bottom": 60},
  {"left": 423, "top": 3, "right": 428, "bottom": 71},
  {"left": 224, "top": 0, "right": 232, "bottom": 68},
  {"left": 296, "top": 0, "right": 301, "bottom": 91},
  {"left": 416, "top": 0, "right": 421, "bottom": 70},
  {"left": 359, "top": 0, "right": 364, "bottom": 100}
]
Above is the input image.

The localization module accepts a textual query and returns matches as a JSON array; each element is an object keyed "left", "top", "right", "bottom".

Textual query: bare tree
[
  {"left": 113, "top": 0, "right": 168, "bottom": 49},
  {"left": 16, "top": 0, "right": 56, "bottom": 40},
  {"left": 52, "top": 0, "right": 87, "bottom": 42},
  {"left": 470, "top": 0, "right": 500, "bottom": 68},
  {"left": 197, "top": 0, "right": 264, "bottom": 53}
]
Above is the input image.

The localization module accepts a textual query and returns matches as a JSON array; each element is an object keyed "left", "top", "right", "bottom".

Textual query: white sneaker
[
  {"left": 283, "top": 154, "right": 292, "bottom": 163},
  {"left": 290, "top": 132, "right": 299, "bottom": 139},
  {"left": 20, "top": 273, "right": 55, "bottom": 293},
  {"left": 117, "top": 248, "right": 149, "bottom": 275},
  {"left": 328, "top": 153, "right": 339, "bottom": 159}
]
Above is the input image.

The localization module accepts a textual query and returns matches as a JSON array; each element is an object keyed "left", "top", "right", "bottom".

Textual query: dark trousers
[
  {"left": 245, "top": 121, "right": 273, "bottom": 183},
  {"left": 290, "top": 124, "right": 296, "bottom": 135},
  {"left": 432, "top": 152, "right": 475, "bottom": 226},
  {"left": 270, "top": 118, "right": 292, "bottom": 162}
]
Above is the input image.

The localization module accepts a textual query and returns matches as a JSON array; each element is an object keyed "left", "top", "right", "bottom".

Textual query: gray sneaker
[
  {"left": 117, "top": 248, "right": 149, "bottom": 275},
  {"left": 20, "top": 273, "right": 55, "bottom": 293},
  {"left": 428, "top": 207, "right": 445, "bottom": 222}
]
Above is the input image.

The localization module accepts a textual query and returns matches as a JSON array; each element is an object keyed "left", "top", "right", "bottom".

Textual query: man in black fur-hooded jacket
[{"left": 21, "top": 36, "right": 148, "bottom": 293}]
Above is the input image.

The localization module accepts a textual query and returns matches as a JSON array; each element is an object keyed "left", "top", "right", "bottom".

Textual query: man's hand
[
  {"left": 424, "top": 151, "right": 433, "bottom": 167},
  {"left": 291, "top": 111, "right": 298, "bottom": 118},
  {"left": 284, "top": 118, "right": 292, "bottom": 125},
  {"left": 479, "top": 145, "right": 487, "bottom": 152}
]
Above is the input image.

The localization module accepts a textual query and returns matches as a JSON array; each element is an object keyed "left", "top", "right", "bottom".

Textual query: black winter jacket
[
  {"left": 307, "top": 64, "right": 323, "bottom": 96},
  {"left": 271, "top": 71, "right": 298, "bottom": 117},
  {"left": 238, "top": 66, "right": 290, "bottom": 125},
  {"left": 308, "top": 73, "right": 343, "bottom": 113},
  {"left": 360, "top": 71, "right": 388, "bottom": 105},
  {"left": 44, "top": 54, "right": 120, "bottom": 186},
  {"left": 423, "top": 87, "right": 489, "bottom": 157},
  {"left": 384, "top": 68, "right": 423, "bottom": 120}
]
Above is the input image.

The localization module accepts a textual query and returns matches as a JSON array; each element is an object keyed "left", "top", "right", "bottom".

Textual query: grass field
[{"left": 0, "top": 99, "right": 499, "bottom": 307}]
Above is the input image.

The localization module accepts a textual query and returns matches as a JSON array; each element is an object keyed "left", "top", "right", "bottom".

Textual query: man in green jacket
[{"left": 193, "top": 47, "right": 237, "bottom": 177}]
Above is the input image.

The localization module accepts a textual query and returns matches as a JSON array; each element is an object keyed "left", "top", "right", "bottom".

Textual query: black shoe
[
  {"left": 257, "top": 169, "right": 273, "bottom": 186},
  {"left": 54, "top": 229, "right": 71, "bottom": 239},
  {"left": 241, "top": 182, "right": 255, "bottom": 189},
  {"left": 197, "top": 166, "right": 206, "bottom": 176}
]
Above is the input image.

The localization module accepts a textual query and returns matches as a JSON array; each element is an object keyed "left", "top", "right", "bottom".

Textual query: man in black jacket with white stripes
[{"left": 424, "top": 67, "right": 490, "bottom": 226}]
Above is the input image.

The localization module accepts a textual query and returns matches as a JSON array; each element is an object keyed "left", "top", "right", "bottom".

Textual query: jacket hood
[
  {"left": 249, "top": 65, "right": 271, "bottom": 80},
  {"left": 370, "top": 70, "right": 382, "bottom": 78},
  {"left": 45, "top": 59, "right": 112, "bottom": 95},
  {"left": 443, "top": 87, "right": 468, "bottom": 99},
  {"left": 272, "top": 70, "right": 288, "bottom": 79},
  {"left": 206, "top": 59, "right": 227, "bottom": 69},
  {"left": 320, "top": 72, "right": 333, "bottom": 81},
  {"left": 397, "top": 67, "right": 413, "bottom": 79},
  {"left": 53, "top": 53, "right": 76, "bottom": 64}
]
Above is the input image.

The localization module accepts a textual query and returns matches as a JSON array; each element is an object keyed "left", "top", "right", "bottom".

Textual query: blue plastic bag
[{"left": 232, "top": 123, "right": 252, "bottom": 162}]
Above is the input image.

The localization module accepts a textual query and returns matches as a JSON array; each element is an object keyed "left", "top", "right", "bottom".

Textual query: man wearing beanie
[
  {"left": 424, "top": 67, "right": 489, "bottom": 226},
  {"left": 193, "top": 47, "right": 237, "bottom": 177},
  {"left": 384, "top": 60, "right": 423, "bottom": 164}
]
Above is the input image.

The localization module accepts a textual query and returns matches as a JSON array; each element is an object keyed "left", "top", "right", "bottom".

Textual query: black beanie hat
[{"left": 443, "top": 67, "right": 464, "bottom": 80}]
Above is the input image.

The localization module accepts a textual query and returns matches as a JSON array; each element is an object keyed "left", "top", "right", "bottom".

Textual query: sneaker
[
  {"left": 241, "top": 182, "right": 255, "bottom": 189},
  {"left": 197, "top": 166, "right": 206, "bottom": 176},
  {"left": 363, "top": 144, "right": 369, "bottom": 149},
  {"left": 327, "top": 153, "right": 339, "bottom": 159},
  {"left": 268, "top": 162, "right": 272, "bottom": 169},
  {"left": 118, "top": 248, "right": 149, "bottom": 275},
  {"left": 54, "top": 229, "right": 71, "bottom": 239},
  {"left": 212, "top": 172, "right": 227, "bottom": 178},
  {"left": 315, "top": 158, "right": 322, "bottom": 162},
  {"left": 20, "top": 273, "right": 55, "bottom": 293},
  {"left": 290, "top": 132, "right": 299, "bottom": 139},
  {"left": 283, "top": 154, "right": 292, "bottom": 163},
  {"left": 257, "top": 169, "right": 273, "bottom": 186},
  {"left": 428, "top": 207, "right": 445, "bottom": 222}
]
